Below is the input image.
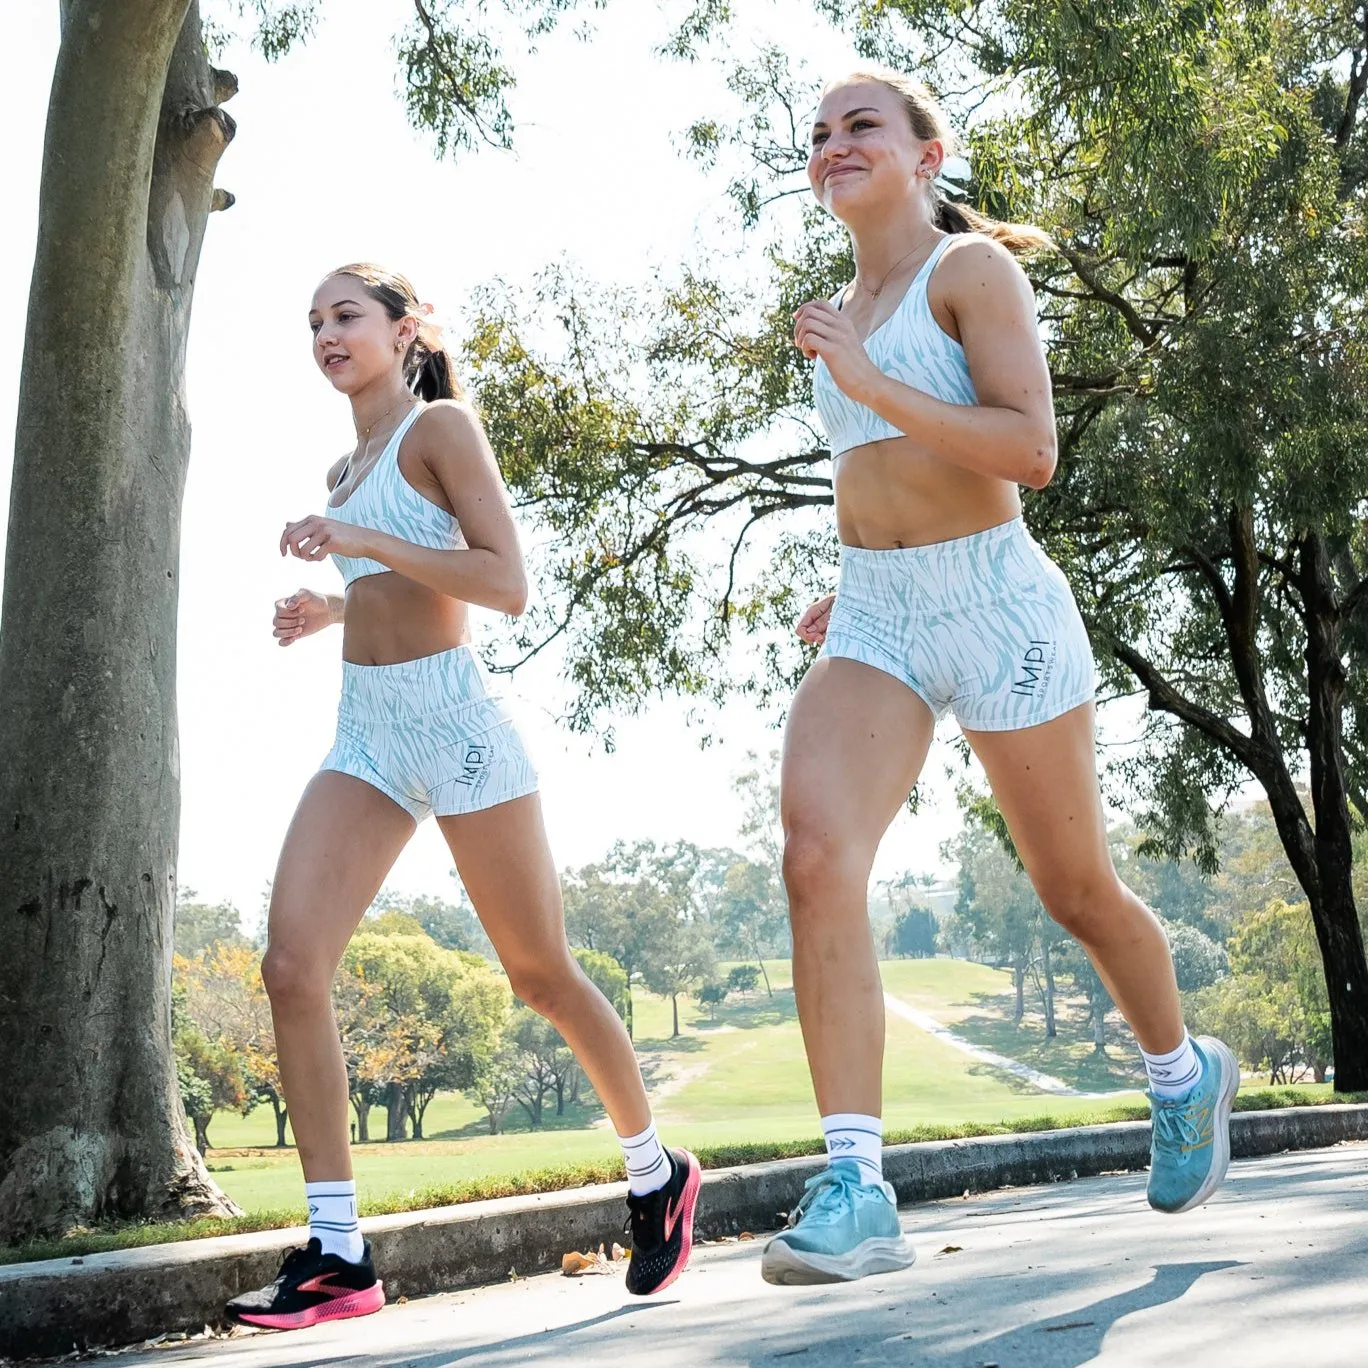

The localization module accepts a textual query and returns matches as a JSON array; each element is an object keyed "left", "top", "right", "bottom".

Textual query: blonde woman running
[{"left": 761, "top": 73, "right": 1237, "bottom": 1287}]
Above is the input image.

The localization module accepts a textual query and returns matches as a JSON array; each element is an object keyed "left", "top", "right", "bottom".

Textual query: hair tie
[{"left": 934, "top": 154, "right": 972, "bottom": 200}]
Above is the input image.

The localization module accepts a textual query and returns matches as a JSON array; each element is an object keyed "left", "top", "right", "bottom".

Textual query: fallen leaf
[
  {"left": 611, "top": 1243, "right": 627, "bottom": 1262},
  {"left": 936, "top": 1245, "right": 963, "bottom": 1256},
  {"left": 561, "top": 1244, "right": 618, "bottom": 1277},
  {"left": 739, "top": 1232, "right": 756, "bottom": 1241}
]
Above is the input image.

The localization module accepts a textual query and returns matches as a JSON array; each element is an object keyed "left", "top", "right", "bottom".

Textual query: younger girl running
[
  {"left": 226, "top": 265, "right": 699, "bottom": 1329},
  {"left": 761, "top": 71, "right": 1238, "bottom": 1287}
]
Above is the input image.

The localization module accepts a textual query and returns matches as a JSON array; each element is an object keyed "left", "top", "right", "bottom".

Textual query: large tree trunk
[
  {"left": 384, "top": 1083, "right": 410, "bottom": 1142},
  {"left": 270, "top": 1096, "right": 289, "bottom": 1148},
  {"left": 352, "top": 1097, "right": 370, "bottom": 1144},
  {"left": 1296, "top": 532, "right": 1368, "bottom": 1092},
  {"left": 0, "top": 0, "right": 239, "bottom": 1241}
]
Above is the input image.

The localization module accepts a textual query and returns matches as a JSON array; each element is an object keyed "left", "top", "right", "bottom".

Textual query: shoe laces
[
  {"left": 1149, "top": 1092, "right": 1203, "bottom": 1164},
  {"left": 623, "top": 1186, "right": 666, "bottom": 1250},
  {"left": 787, "top": 1165, "right": 864, "bottom": 1229}
]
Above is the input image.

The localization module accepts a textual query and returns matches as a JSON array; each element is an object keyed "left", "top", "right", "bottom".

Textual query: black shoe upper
[
  {"left": 624, "top": 1149, "right": 691, "bottom": 1295},
  {"left": 226, "top": 1237, "right": 377, "bottom": 1318}
]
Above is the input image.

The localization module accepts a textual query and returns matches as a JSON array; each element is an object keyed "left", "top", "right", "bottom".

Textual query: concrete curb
[{"left": 3, "top": 1104, "right": 1366, "bottom": 1361}]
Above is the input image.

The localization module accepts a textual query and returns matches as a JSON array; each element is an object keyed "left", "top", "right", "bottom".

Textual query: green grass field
[{"left": 204, "top": 956, "right": 1156, "bottom": 1214}]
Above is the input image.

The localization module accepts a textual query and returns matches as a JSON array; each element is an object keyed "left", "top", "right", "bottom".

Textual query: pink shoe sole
[
  {"left": 235, "top": 1281, "right": 385, "bottom": 1331},
  {"left": 651, "top": 1150, "right": 701, "bottom": 1294}
]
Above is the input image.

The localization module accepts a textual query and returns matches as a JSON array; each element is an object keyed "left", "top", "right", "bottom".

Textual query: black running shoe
[
  {"left": 226, "top": 1238, "right": 385, "bottom": 1330},
  {"left": 624, "top": 1147, "right": 701, "bottom": 1295}
]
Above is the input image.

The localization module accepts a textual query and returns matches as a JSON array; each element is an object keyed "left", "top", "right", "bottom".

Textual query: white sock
[
  {"left": 305, "top": 1179, "right": 363, "bottom": 1262},
  {"left": 822, "top": 1113, "right": 884, "bottom": 1186},
  {"left": 1142, "top": 1032, "right": 1202, "bottom": 1098},
  {"left": 619, "top": 1121, "right": 673, "bottom": 1197}
]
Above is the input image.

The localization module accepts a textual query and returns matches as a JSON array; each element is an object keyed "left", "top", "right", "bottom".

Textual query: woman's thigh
[
  {"left": 267, "top": 770, "right": 416, "bottom": 975},
  {"left": 781, "top": 656, "right": 936, "bottom": 874}
]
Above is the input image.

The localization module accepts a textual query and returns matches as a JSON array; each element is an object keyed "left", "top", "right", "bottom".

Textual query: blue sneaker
[
  {"left": 761, "top": 1159, "right": 916, "bottom": 1285},
  {"left": 1147, "top": 1035, "right": 1240, "bottom": 1214}
]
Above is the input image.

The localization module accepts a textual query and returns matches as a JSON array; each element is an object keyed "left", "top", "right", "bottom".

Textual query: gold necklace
[
  {"left": 856, "top": 230, "right": 940, "bottom": 300},
  {"left": 356, "top": 396, "right": 413, "bottom": 444},
  {"left": 342, "top": 397, "right": 414, "bottom": 487}
]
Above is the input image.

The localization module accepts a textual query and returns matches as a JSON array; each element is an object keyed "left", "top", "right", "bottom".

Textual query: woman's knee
[
  {"left": 506, "top": 954, "right": 582, "bottom": 1020},
  {"left": 782, "top": 820, "right": 864, "bottom": 906},
  {"left": 260, "top": 943, "right": 333, "bottom": 1009},
  {"left": 1036, "top": 868, "right": 1133, "bottom": 941}
]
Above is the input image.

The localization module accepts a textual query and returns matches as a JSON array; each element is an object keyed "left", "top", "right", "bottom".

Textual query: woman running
[
  {"left": 226, "top": 265, "right": 699, "bottom": 1329},
  {"left": 761, "top": 71, "right": 1238, "bottom": 1287}
]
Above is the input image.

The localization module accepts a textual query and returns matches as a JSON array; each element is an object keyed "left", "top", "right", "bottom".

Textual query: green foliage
[
  {"left": 726, "top": 963, "right": 761, "bottom": 994},
  {"left": 1188, "top": 896, "right": 1333, "bottom": 1082},
  {"left": 1162, "top": 918, "right": 1228, "bottom": 992},
  {"left": 887, "top": 905, "right": 939, "bottom": 959},
  {"left": 573, "top": 946, "right": 631, "bottom": 1023},
  {"left": 172, "top": 888, "right": 247, "bottom": 959},
  {"left": 697, "top": 980, "right": 729, "bottom": 1021}
]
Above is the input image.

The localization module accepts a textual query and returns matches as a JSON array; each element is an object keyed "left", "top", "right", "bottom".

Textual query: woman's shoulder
[{"left": 407, "top": 397, "right": 490, "bottom": 465}]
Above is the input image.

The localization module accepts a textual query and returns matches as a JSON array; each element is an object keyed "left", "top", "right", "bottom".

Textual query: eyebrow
[
  {"left": 309, "top": 299, "right": 364, "bottom": 315},
  {"left": 812, "top": 106, "right": 881, "bottom": 131}
]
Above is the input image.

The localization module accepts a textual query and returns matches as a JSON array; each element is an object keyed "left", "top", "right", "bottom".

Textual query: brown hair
[
  {"left": 824, "top": 68, "right": 1054, "bottom": 255},
  {"left": 326, "top": 263, "right": 464, "bottom": 401}
]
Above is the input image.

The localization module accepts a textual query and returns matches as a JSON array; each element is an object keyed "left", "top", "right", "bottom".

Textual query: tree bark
[
  {"left": 385, "top": 1083, "right": 410, "bottom": 1142},
  {"left": 0, "top": 0, "right": 240, "bottom": 1241},
  {"left": 352, "top": 1097, "right": 370, "bottom": 1144},
  {"left": 1041, "top": 939, "right": 1057, "bottom": 1040},
  {"left": 1295, "top": 532, "right": 1368, "bottom": 1092},
  {"left": 271, "top": 1096, "right": 289, "bottom": 1148}
]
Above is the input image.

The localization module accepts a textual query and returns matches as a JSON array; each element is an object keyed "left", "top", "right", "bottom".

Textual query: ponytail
[
  {"left": 934, "top": 196, "right": 1054, "bottom": 254},
  {"left": 406, "top": 316, "right": 460, "bottom": 401},
  {"left": 325, "top": 262, "right": 465, "bottom": 400}
]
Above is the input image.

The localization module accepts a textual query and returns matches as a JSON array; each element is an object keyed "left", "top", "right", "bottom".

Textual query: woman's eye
[{"left": 852, "top": 119, "right": 874, "bottom": 131}]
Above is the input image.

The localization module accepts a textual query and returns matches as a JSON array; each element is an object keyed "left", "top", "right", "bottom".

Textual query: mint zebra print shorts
[
  {"left": 820, "top": 518, "right": 1096, "bottom": 732},
  {"left": 320, "top": 646, "right": 538, "bottom": 821}
]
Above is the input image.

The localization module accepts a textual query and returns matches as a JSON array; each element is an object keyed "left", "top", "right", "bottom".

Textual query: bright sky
[{"left": 1, "top": 1, "right": 1157, "bottom": 921}]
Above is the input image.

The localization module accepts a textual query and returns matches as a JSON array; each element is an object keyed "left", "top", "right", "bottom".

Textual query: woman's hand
[
  {"left": 272, "top": 588, "right": 336, "bottom": 646},
  {"left": 280, "top": 515, "right": 370, "bottom": 562},
  {"left": 793, "top": 300, "right": 881, "bottom": 401},
  {"left": 796, "top": 594, "right": 836, "bottom": 647}
]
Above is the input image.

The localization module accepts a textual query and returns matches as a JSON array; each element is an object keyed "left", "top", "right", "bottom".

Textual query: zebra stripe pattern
[
  {"left": 328, "top": 403, "right": 467, "bottom": 587},
  {"left": 821, "top": 519, "right": 1097, "bottom": 732},
  {"left": 320, "top": 646, "right": 539, "bottom": 820},
  {"left": 813, "top": 234, "right": 978, "bottom": 456}
]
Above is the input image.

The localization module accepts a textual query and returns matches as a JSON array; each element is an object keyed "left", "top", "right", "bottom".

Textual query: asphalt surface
[{"left": 100, "top": 1144, "right": 1368, "bottom": 1368}]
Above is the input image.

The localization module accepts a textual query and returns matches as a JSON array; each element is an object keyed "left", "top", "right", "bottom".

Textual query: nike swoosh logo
[{"left": 662, "top": 1191, "right": 686, "bottom": 1244}]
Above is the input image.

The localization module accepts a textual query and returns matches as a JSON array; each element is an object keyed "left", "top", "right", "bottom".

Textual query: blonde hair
[
  {"left": 823, "top": 68, "right": 1054, "bottom": 255},
  {"left": 325, "top": 263, "right": 464, "bottom": 401}
]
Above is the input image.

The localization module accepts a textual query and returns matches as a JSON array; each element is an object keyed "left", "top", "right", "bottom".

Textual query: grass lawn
[
  {"left": 879, "top": 958, "right": 1149, "bottom": 1093},
  {"left": 188, "top": 956, "right": 1338, "bottom": 1222},
  {"left": 206, "top": 958, "right": 1141, "bottom": 1215}
]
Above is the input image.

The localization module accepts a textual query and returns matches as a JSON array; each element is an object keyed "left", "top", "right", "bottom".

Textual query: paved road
[{"left": 111, "top": 1145, "right": 1367, "bottom": 1368}]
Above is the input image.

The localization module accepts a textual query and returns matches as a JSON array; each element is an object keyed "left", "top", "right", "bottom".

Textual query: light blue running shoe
[
  {"left": 761, "top": 1159, "right": 916, "bottom": 1285},
  {"left": 1147, "top": 1035, "right": 1240, "bottom": 1214}
]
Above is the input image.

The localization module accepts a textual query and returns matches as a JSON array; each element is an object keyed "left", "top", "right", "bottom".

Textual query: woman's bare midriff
[
  {"left": 833, "top": 433, "right": 1022, "bottom": 549},
  {"left": 341, "top": 573, "right": 472, "bottom": 665}
]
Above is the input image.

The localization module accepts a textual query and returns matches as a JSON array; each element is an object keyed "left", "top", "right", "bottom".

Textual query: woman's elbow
[
  {"left": 1019, "top": 430, "right": 1058, "bottom": 490},
  {"left": 503, "top": 570, "right": 529, "bottom": 618}
]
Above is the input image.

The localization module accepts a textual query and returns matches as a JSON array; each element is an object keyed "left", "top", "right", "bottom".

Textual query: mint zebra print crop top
[{"left": 813, "top": 233, "right": 979, "bottom": 457}]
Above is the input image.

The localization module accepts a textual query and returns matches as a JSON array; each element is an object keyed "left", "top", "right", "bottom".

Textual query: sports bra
[
  {"left": 327, "top": 403, "right": 468, "bottom": 587},
  {"left": 813, "top": 233, "right": 978, "bottom": 457}
]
